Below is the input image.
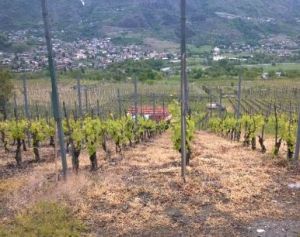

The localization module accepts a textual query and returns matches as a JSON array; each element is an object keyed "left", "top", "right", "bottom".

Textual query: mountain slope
[{"left": 0, "top": 0, "right": 300, "bottom": 45}]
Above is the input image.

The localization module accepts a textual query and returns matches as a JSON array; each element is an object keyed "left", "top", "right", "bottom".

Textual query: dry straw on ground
[{"left": 0, "top": 131, "right": 299, "bottom": 236}]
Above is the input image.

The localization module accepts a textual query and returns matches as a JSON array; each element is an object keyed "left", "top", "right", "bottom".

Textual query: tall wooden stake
[
  {"left": 22, "top": 75, "right": 30, "bottom": 119},
  {"left": 41, "top": 0, "right": 67, "bottom": 178},
  {"left": 180, "top": 0, "right": 187, "bottom": 182},
  {"left": 97, "top": 99, "right": 101, "bottom": 118},
  {"left": 134, "top": 77, "right": 138, "bottom": 123},
  {"left": 22, "top": 75, "right": 31, "bottom": 147},
  {"left": 13, "top": 92, "right": 18, "bottom": 120},
  {"left": 237, "top": 74, "right": 242, "bottom": 119},
  {"left": 76, "top": 76, "right": 83, "bottom": 118},
  {"left": 84, "top": 88, "right": 88, "bottom": 115},
  {"left": 294, "top": 109, "right": 300, "bottom": 164},
  {"left": 117, "top": 89, "right": 122, "bottom": 118},
  {"left": 152, "top": 93, "right": 156, "bottom": 119}
]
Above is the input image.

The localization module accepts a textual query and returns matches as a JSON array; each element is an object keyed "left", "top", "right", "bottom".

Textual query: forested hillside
[{"left": 0, "top": 0, "right": 300, "bottom": 45}]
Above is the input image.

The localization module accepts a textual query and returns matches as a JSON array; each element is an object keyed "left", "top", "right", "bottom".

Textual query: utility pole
[
  {"left": 180, "top": 0, "right": 187, "bottom": 182},
  {"left": 237, "top": 74, "right": 242, "bottom": 119},
  {"left": 76, "top": 76, "right": 82, "bottom": 118},
  {"left": 41, "top": 0, "right": 67, "bottom": 178}
]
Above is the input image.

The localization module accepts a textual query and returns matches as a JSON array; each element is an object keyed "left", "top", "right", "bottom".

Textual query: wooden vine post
[
  {"left": 237, "top": 74, "right": 242, "bottom": 119},
  {"left": 117, "top": 89, "right": 122, "bottom": 118},
  {"left": 41, "top": 0, "right": 68, "bottom": 178},
  {"left": 134, "top": 77, "right": 138, "bottom": 123},
  {"left": 76, "top": 76, "right": 83, "bottom": 118},
  {"left": 294, "top": 109, "right": 300, "bottom": 165}
]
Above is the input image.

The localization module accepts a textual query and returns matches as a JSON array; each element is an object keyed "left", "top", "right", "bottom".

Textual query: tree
[
  {"left": 0, "top": 70, "right": 14, "bottom": 120},
  {"left": 0, "top": 33, "right": 11, "bottom": 51}
]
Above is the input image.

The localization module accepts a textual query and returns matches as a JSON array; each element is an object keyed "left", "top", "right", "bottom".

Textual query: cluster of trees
[
  {"left": 105, "top": 59, "right": 165, "bottom": 82},
  {"left": 0, "top": 70, "right": 14, "bottom": 120},
  {"left": 0, "top": 33, "right": 31, "bottom": 53},
  {"left": 0, "top": 33, "right": 11, "bottom": 51},
  {"left": 59, "top": 59, "right": 166, "bottom": 82},
  {"left": 189, "top": 60, "right": 263, "bottom": 80},
  {"left": 111, "top": 36, "right": 143, "bottom": 46}
]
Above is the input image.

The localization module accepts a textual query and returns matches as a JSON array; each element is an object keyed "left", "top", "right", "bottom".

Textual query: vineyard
[
  {"left": 0, "top": 77, "right": 300, "bottom": 236},
  {"left": 2, "top": 78, "right": 300, "bottom": 173},
  {"left": 0, "top": 0, "right": 300, "bottom": 235}
]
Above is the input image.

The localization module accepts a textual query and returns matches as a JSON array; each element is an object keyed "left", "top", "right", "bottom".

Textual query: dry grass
[{"left": 0, "top": 131, "right": 299, "bottom": 236}]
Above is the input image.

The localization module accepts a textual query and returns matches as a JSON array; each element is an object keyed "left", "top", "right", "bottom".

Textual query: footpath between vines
[{"left": 0, "top": 130, "right": 299, "bottom": 236}]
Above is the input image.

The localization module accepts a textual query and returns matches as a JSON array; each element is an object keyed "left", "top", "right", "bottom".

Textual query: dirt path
[{"left": 1, "top": 131, "right": 300, "bottom": 236}]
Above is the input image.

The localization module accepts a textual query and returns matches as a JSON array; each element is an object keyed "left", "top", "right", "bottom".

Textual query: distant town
[
  {"left": 0, "top": 30, "right": 177, "bottom": 73},
  {"left": 0, "top": 30, "right": 299, "bottom": 73}
]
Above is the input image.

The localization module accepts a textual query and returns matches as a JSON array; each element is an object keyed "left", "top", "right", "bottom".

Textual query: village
[
  {"left": 1, "top": 29, "right": 299, "bottom": 74},
  {"left": 0, "top": 30, "right": 176, "bottom": 72}
]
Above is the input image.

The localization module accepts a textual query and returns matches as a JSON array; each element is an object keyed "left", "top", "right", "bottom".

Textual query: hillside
[
  {"left": 0, "top": 131, "right": 299, "bottom": 236},
  {"left": 0, "top": 0, "right": 300, "bottom": 45}
]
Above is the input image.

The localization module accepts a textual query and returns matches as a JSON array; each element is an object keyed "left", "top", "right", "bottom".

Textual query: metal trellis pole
[
  {"left": 41, "top": 0, "right": 68, "bottom": 178},
  {"left": 180, "top": 0, "right": 187, "bottom": 182}
]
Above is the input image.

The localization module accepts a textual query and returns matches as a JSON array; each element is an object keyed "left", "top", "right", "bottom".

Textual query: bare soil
[{"left": 0, "top": 131, "right": 299, "bottom": 237}]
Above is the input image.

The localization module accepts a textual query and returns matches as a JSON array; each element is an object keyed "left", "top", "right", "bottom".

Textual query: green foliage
[
  {"left": 111, "top": 36, "right": 143, "bottom": 46},
  {"left": 7, "top": 120, "right": 27, "bottom": 140},
  {"left": 105, "top": 59, "right": 165, "bottom": 82},
  {"left": 0, "top": 70, "right": 13, "bottom": 118},
  {"left": 207, "top": 110, "right": 298, "bottom": 159},
  {"left": 82, "top": 117, "right": 103, "bottom": 156},
  {"left": 106, "top": 118, "right": 128, "bottom": 150},
  {"left": 0, "top": 121, "right": 8, "bottom": 135},
  {"left": 190, "top": 60, "right": 262, "bottom": 80},
  {"left": 2, "top": 114, "right": 167, "bottom": 165},
  {"left": 1, "top": 0, "right": 299, "bottom": 45},
  {"left": 0, "top": 202, "right": 86, "bottom": 237},
  {"left": 208, "top": 117, "right": 222, "bottom": 134},
  {"left": 29, "top": 119, "right": 49, "bottom": 143},
  {"left": 69, "top": 119, "right": 84, "bottom": 149},
  {"left": 0, "top": 33, "right": 11, "bottom": 51},
  {"left": 169, "top": 101, "right": 196, "bottom": 153}
]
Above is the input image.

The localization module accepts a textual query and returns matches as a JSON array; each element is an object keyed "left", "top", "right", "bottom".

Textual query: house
[{"left": 261, "top": 72, "right": 269, "bottom": 80}]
